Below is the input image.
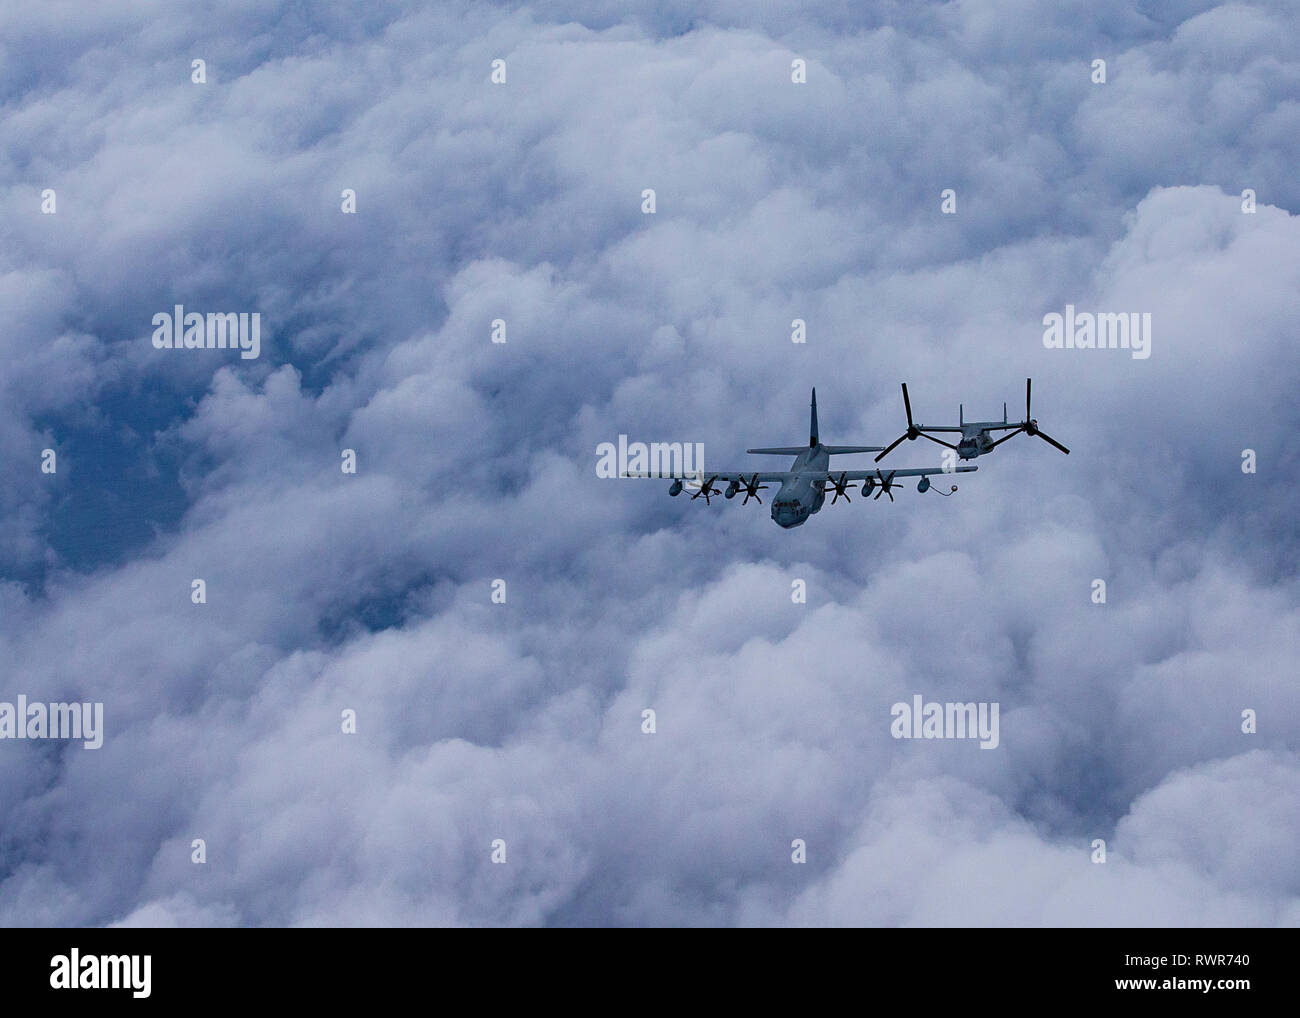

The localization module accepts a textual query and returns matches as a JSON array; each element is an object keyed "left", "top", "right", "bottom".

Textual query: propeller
[
  {"left": 690, "top": 475, "right": 722, "bottom": 505},
  {"left": 876, "top": 383, "right": 958, "bottom": 462},
  {"left": 990, "top": 378, "right": 1070, "bottom": 454},
  {"left": 873, "top": 469, "right": 897, "bottom": 502},
  {"left": 739, "top": 474, "right": 769, "bottom": 505},
  {"left": 825, "top": 472, "right": 857, "bottom": 505}
]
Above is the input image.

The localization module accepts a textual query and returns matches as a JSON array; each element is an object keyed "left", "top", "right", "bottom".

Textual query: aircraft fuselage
[
  {"left": 956, "top": 426, "right": 998, "bottom": 459},
  {"left": 770, "top": 444, "right": 829, "bottom": 528}
]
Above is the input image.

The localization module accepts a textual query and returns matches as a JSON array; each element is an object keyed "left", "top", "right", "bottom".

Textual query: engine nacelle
[
  {"left": 668, "top": 479, "right": 683, "bottom": 496},
  {"left": 917, "top": 476, "right": 930, "bottom": 493},
  {"left": 725, "top": 480, "right": 739, "bottom": 499}
]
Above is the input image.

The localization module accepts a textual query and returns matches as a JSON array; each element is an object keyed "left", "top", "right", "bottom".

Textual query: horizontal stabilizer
[
  {"left": 822, "top": 445, "right": 884, "bottom": 454},
  {"left": 746, "top": 446, "right": 811, "bottom": 455}
]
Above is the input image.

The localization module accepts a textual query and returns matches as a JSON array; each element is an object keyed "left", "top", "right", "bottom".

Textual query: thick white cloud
[{"left": 0, "top": 1, "right": 1297, "bottom": 926}]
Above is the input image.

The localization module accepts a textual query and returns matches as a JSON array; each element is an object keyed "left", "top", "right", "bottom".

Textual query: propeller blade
[
  {"left": 740, "top": 474, "right": 769, "bottom": 504},
  {"left": 988, "top": 426, "right": 1025, "bottom": 449},
  {"left": 902, "top": 383, "right": 913, "bottom": 427},
  {"left": 874, "top": 434, "right": 908, "bottom": 462},
  {"left": 691, "top": 475, "right": 720, "bottom": 501},
  {"left": 826, "top": 471, "right": 857, "bottom": 504},
  {"left": 1036, "top": 431, "right": 1070, "bottom": 454},
  {"left": 919, "top": 432, "right": 958, "bottom": 450},
  {"left": 1025, "top": 377, "right": 1032, "bottom": 420}
]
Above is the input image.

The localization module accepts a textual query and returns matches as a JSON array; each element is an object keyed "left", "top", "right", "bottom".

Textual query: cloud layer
[{"left": 0, "top": 1, "right": 1297, "bottom": 926}]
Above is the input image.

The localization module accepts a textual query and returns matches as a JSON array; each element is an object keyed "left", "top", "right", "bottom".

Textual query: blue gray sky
[{"left": 1, "top": 0, "right": 1298, "bottom": 926}]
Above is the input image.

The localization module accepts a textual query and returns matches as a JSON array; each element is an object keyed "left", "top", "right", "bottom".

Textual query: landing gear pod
[
  {"left": 918, "top": 476, "right": 930, "bottom": 493},
  {"left": 668, "top": 479, "right": 683, "bottom": 496},
  {"left": 725, "top": 481, "right": 739, "bottom": 499}
]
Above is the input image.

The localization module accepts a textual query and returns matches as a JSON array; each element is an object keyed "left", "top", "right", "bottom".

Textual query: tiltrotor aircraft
[{"left": 876, "top": 377, "right": 1070, "bottom": 462}]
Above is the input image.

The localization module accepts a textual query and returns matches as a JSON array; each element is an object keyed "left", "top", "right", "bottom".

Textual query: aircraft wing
[
  {"left": 812, "top": 465, "right": 977, "bottom": 480},
  {"left": 746, "top": 445, "right": 885, "bottom": 454},
  {"left": 623, "top": 471, "right": 792, "bottom": 482},
  {"left": 623, "top": 464, "right": 975, "bottom": 483}
]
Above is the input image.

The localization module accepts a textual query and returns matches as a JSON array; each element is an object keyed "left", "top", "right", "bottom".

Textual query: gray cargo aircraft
[{"left": 624, "top": 389, "right": 975, "bottom": 529}]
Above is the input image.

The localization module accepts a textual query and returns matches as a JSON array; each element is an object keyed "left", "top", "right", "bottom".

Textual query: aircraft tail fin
[{"left": 810, "top": 388, "right": 818, "bottom": 447}]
